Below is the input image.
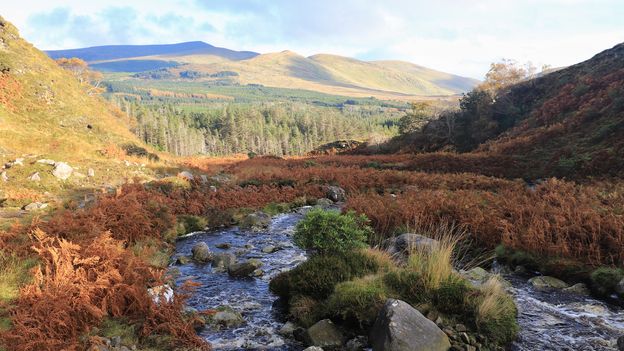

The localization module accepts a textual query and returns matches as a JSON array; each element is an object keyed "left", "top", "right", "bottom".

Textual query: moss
[
  {"left": 263, "top": 202, "right": 292, "bottom": 216},
  {"left": 176, "top": 215, "right": 208, "bottom": 235},
  {"left": 590, "top": 267, "right": 624, "bottom": 296},
  {"left": 99, "top": 318, "right": 139, "bottom": 346},
  {"left": 326, "top": 275, "right": 388, "bottom": 328},
  {"left": 284, "top": 255, "right": 353, "bottom": 299},
  {"left": 434, "top": 276, "right": 471, "bottom": 315},
  {"left": 382, "top": 270, "right": 428, "bottom": 305},
  {"left": 269, "top": 271, "right": 291, "bottom": 298}
]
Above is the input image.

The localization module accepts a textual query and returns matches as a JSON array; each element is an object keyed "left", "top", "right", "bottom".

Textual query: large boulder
[
  {"left": 326, "top": 186, "right": 346, "bottom": 202},
  {"left": 304, "top": 319, "right": 345, "bottom": 348},
  {"left": 529, "top": 276, "right": 569, "bottom": 290},
  {"left": 240, "top": 211, "right": 271, "bottom": 231},
  {"left": 370, "top": 299, "right": 450, "bottom": 351},
  {"left": 191, "top": 242, "right": 213, "bottom": 263},
  {"left": 228, "top": 259, "right": 263, "bottom": 278},
  {"left": 52, "top": 162, "right": 73, "bottom": 180},
  {"left": 213, "top": 309, "right": 244, "bottom": 328},
  {"left": 384, "top": 233, "right": 438, "bottom": 259},
  {"left": 212, "top": 253, "right": 237, "bottom": 270}
]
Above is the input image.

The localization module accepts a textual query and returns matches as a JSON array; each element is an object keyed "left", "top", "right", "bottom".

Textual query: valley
[{"left": 1, "top": 5, "right": 623, "bottom": 351}]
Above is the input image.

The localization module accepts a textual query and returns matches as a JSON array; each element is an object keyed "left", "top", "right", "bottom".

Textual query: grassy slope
[{"left": 0, "top": 17, "right": 166, "bottom": 212}]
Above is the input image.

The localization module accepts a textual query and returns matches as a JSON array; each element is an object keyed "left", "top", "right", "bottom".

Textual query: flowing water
[{"left": 172, "top": 210, "right": 624, "bottom": 350}]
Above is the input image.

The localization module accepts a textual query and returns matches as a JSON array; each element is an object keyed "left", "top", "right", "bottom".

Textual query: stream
[{"left": 171, "top": 210, "right": 624, "bottom": 350}]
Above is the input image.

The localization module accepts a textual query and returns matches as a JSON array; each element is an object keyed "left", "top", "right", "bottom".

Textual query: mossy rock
[{"left": 590, "top": 267, "right": 624, "bottom": 297}]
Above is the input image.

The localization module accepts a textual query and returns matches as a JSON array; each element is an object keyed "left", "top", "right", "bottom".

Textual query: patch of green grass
[
  {"left": 0, "top": 251, "right": 38, "bottom": 303},
  {"left": 590, "top": 267, "right": 624, "bottom": 297},
  {"left": 326, "top": 275, "right": 388, "bottom": 328}
]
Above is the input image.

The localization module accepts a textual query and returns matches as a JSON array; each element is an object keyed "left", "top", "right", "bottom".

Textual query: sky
[{"left": 2, "top": 0, "right": 623, "bottom": 78}]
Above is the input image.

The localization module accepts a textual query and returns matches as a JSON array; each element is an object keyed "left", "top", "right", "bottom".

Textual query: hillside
[
  {"left": 0, "top": 17, "right": 163, "bottom": 211},
  {"left": 399, "top": 42, "right": 624, "bottom": 179},
  {"left": 46, "top": 42, "right": 479, "bottom": 99}
]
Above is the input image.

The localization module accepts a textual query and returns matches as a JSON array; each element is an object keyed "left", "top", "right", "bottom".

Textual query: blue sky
[{"left": 3, "top": 0, "right": 623, "bottom": 78}]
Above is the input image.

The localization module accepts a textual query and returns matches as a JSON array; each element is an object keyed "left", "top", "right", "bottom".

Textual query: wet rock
[
  {"left": 617, "top": 335, "right": 624, "bottom": 351},
  {"left": 304, "top": 319, "right": 345, "bottom": 348},
  {"left": 228, "top": 259, "right": 263, "bottom": 278},
  {"left": 326, "top": 186, "right": 346, "bottom": 202},
  {"left": 278, "top": 321, "right": 297, "bottom": 336},
  {"left": 52, "top": 162, "right": 73, "bottom": 180},
  {"left": 262, "top": 245, "right": 280, "bottom": 254},
  {"left": 215, "top": 242, "right": 231, "bottom": 249},
  {"left": 345, "top": 336, "right": 368, "bottom": 351},
  {"left": 252, "top": 269, "right": 264, "bottom": 277},
  {"left": 563, "top": 283, "right": 590, "bottom": 295},
  {"left": 315, "top": 198, "right": 334, "bottom": 208},
  {"left": 191, "top": 242, "right": 213, "bottom": 263},
  {"left": 213, "top": 309, "right": 244, "bottom": 328},
  {"left": 212, "top": 253, "right": 236, "bottom": 269},
  {"left": 177, "top": 171, "right": 194, "bottom": 181},
  {"left": 303, "top": 347, "right": 324, "bottom": 351},
  {"left": 514, "top": 265, "right": 528, "bottom": 274},
  {"left": 174, "top": 255, "right": 191, "bottom": 265},
  {"left": 27, "top": 172, "right": 41, "bottom": 181},
  {"left": 23, "top": 202, "right": 48, "bottom": 211},
  {"left": 240, "top": 211, "right": 271, "bottom": 231},
  {"left": 370, "top": 299, "right": 450, "bottom": 351},
  {"left": 529, "top": 276, "right": 569, "bottom": 290}
]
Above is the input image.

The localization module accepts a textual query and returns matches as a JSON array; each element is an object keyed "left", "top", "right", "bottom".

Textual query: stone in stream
[
  {"left": 278, "top": 321, "right": 297, "bottom": 337},
  {"left": 191, "top": 242, "right": 213, "bottom": 263},
  {"left": 303, "top": 347, "right": 324, "bottom": 351},
  {"left": 215, "top": 242, "right": 231, "bottom": 249},
  {"left": 174, "top": 255, "right": 191, "bottom": 265},
  {"left": 529, "top": 276, "right": 569, "bottom": 290},
  {"left": 262, "top": 245, "right": 280, "bottom": 254},
  {"left": 563, "top": 283, "right": 590, "bottom": 295},
  {"left": 304, "top": 319, "right": 345, "bottom": 348},
  {"left": 370, "top": 299, "right": 450, "bottom": 351},
  {"left": 213, "top": 309, "right": 244, "bottom": 328},
  {"left": 212, "top": 253, "right": 236, "bottom": 270},
  {"left": 228, "top": 259, "right": 263, "bottom": 278},
  {"left": 326, "top": 186, "right": 346, "bottom": 202},
  {"left": 240, "top": 211, "right": 271, "bottom": 231}
]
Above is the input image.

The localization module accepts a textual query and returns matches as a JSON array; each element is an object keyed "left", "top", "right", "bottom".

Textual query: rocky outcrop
[
  {"left": 384, "top": 233, "right": 438, "bottom": 260},
  {"left": 529, "top": 276, "right": 569, "bottom": 290},
  {"left": 326, "top": 186, "right": 346, "bottom": 202},
  {"left": 304, "top": 319, "right": 345, "bottom": 348},
  {"left": 52, "top": 162, "right": 73, "bottom": 180},
  {"left": 228, "top": 259, "right": 263, "bottom": 278},
  {"left": 191, "top": 242, "right": 213, "bottom": 263},
  {"left": 213, "top": 309, "right": 244, "bottom": 328},
  {"left": 370, "top": 299, "right": 450, "bottom": 351}
]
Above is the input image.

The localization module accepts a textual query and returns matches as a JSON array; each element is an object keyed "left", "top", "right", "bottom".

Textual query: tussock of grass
[{"left": 474, "top": 275, "right": 518, "bottom": 343}]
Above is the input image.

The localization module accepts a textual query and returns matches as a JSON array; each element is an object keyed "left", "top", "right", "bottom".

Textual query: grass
[
  {"left": 0, "top": 251, "right": 37, "bottom": 303},
  {"left": 474, "top": 276, "right": 519, "bottom": 344}
]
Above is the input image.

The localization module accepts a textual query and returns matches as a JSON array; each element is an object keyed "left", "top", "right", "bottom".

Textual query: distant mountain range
[{"left": 46, "top": 41, "right": 479, "bottom": 99}]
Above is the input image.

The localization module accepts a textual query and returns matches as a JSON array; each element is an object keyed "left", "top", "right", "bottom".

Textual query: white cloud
[{"left": 2, "top": 0, "right": 623, "bottom": 78}]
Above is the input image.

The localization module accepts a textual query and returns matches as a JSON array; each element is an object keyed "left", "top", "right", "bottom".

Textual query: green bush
[
  {"left": 382, "top": 270, "right": 428, "bottom": 305},
  {"left": 590, "top": 267, "right": 624, "bottom": 296},
  {"left": 293, "top": 209, "right": 372, "bottom": 255},
  {"left": 434, "top": 276, "right": 471, "bottom": 315},
  {"left": 326, "top": 276, "right": 388, "bottom": 328}
]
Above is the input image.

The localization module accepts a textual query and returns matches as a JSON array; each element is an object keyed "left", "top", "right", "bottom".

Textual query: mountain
[
  {"left": 45, "top": 42, "right": 479, "bottom": 98},
  {"left": 402, "top": 42, "right": 624, "bottom": 179}
]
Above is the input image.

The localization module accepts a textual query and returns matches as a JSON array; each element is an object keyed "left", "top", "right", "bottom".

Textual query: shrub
[
  {"left": 326, "top": 276, "right": 388, "bottom": 328},
  {"left": 435, "top": 276, "right": 471, "bottom": 315},
  {"left": 293, "top": 209, "right": 372, "bottom": 255},
  {"left": 382, "top": 270, "right": 428, "bottom": 305},
  {"left": 590, "top": 267, "right": 624, "bottom": 296},
  {"left": 288, "top": 296, "right": 325, "bottom": 327},
  {"left": 268, "top": 271, "right": 291, "bottom": 298},
  {"left": 474, "top": 276, "right": 519, "bottom": 344},
  {"left": 284, "top": 255, "right": 353, "bottom": 299}
]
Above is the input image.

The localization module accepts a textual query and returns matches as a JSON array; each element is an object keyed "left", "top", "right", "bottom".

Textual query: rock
[
  {"left": 615, "top": 278, "right": 624, "bottom": 296},
  {"left": 617, "top": 335, "right": 624, "bottom": 351},
  {"left": 23, "top": 202, "right": 48, "bottom": 211},
  {"left": 52, "top": 162, "right": 73, "bottom": 180},
  {"left": 215, "top": 242, "right": 231, "bottom": 249},
  {"left": 370, "top": 299, "right": 450, "bottom": 351},
  {"left": 278, "top": 321, "right": 297, "bottom": 336},
  {"left": 27, "top": 172, "right": 41, "bottom": 181},
  {"left": 384, "top": 233, "right": 438, "bottom": 259},
  {"left": 212, "top": 253, "right": 236, "bottom": 269},
  {"left": 460, "top": 267, "right": 490, "bottom": 286},
  {"left": 200, "top": 175, "right": 208, "bottom": 183},
  {"left": 455, "top": 323, "right": 467, "bottom": 332},
  {"left": 563, "top": 283, "right": 591, "bottom": 295},
  {"left": 37, "top": 159, "right": 56, "bottom": 165},
  {"left": 174, "top": 255, "right": 191, "bottom": 265},
  {"left": 326, "top": 186, "right": 346, "bottom": 202},
  {"left": 209, "top": 185, "right": 217, "bottom": 192},
  {"left": 148, "top": 285, "right": 173, "bottom": 304},
  {"left": 177, "top": 171, "right": 194, "bottom": 181},
  {"left": 315, "top": 198, "right": 334, "bottom": 208},
  {"left": 262, "top": 245, "right": 280, "bottom": 254},
  {"left": 191, "top": 242, "right": 213, "bottom": 263},
  {"left": 88, "top": 168, "right": 95, "bottom": 177},
  {"left": 213, "top": 309, "right": 244, "bottom": 328},
  {"left": 13, "top": 158, "right": 24, "bottom": 166},
  {"left": 1, "top": 171, "right": 7, "bottom": 182},
  {"left": 303, "top": 347, "right": 324, "bottom": 351},
  {"left": 228, "top": 259, "right": 263, "bottom": 278},
  {"left": 345, "top": 336, "right": 368, "bottom": 351},
  {"left": 252, "top": 269, "right": 264, "bottom": 277},
  {"left": 529, "top": 276, "right": 569, "bottom": 290},
  {"left": 304, "top": 319, "right": 345, "bottom": 348},
  {"left": 514, "top": 265, "right": 528, "bottom": 274},
  {"left": 240, "top": 211, "right": 271, "bottom": 231}
]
